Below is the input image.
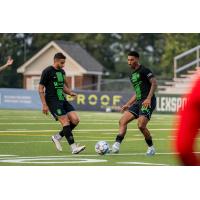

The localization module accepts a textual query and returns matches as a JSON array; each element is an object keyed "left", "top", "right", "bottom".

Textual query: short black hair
[
  {"left": 128, "top": 51, "right": 139, "bottom": 58},
  {"left": 54, "top": 52, "right": 66, "bottom": 60}
]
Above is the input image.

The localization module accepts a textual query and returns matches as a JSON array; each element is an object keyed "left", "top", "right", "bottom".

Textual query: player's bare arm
[
  {"left": 142, "top": 77, "right": 157, "bottom": 108},
  {"left": 0, "top": 56, "right": 14, "bottom": 73},
  {"left": 63, "top": 77, "right": 77, "bottom": 98},
  {"left": 121, "top": 95, "right": 136, "bottom": 112},
  {"left": 38, "top": 84, "right": 49, "bottom": 115}
]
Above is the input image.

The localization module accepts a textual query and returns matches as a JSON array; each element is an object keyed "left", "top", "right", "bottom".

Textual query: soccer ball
[{"left": 95, "top": 141, "right": 110, "bottom": 155}]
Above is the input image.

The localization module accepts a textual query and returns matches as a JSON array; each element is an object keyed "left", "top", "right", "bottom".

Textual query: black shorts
[
  {"left": 47, "top": 100, "right": 75, "bottom": 120},
  {"left": 128, "top": 96, "right": 156, "bottom": 120}
]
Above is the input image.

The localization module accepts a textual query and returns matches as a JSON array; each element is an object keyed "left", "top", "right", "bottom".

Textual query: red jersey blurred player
[{"left": 175, "top": 75, "right": 200, "bottom": 165}]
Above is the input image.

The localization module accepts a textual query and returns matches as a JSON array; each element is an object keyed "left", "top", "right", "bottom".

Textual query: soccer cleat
[
  {"left": 112, "top": 142, "right": 120, "bottom": 153},
  {"left": 51, "top": 135, "right": 62, "bottom": 152},
  {"left": 146, "top": 146, "right": 156, "bottom": 156},
  {"left": 72, "top": 144, "right": 86, "bottom": 154}
]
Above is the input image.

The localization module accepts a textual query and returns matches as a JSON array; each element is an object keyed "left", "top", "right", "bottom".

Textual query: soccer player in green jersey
[
  {"left": 0, "top": 56, "right": 13, "bottom": 73},
  {"left": 112, "top": 51, "right": 157, "bottom": 156},
  {"left": 38, "top": 52, "right": 85, "bottom": 154}
]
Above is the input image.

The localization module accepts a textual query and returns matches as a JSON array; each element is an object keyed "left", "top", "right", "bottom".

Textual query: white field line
[
  {"left": 0, "top": 128, "right": 177, "bottom": 133},
  {"left": 0, "top": 138, "right": 174, "bottom": 144},
  {"left": 6, "top": 129, "right": 29, "bottom": 131},
  {"left": 0, "top": 120, "right": 172, "bottom": 126},
  {"left": 0, "top": 153, "right": 179, "bottom": 165},
  {"left": 16, "top": 151, "right": 200, "bottom": 158},
  {"left": 116, "top": 162, "right": 167, "bottom": 166},
  {"left": 0, "top": 115, "right": 173, "bottom": 119},
  {"left": 3, "top": 152, "right": 200, "bottom": 159},
  {"left": 0, "top": 118, "right": 174, "bottom": 123}
]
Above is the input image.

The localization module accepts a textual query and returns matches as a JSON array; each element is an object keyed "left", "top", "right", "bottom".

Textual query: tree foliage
[{"left": 0, "top": 33, "right": 200, "bottom": 87}]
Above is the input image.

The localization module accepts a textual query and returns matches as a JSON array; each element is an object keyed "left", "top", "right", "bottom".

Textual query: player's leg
[
  {"left": 56, "top": 102, "right": 79, "bottom": 137},
  {"left": 57, "top": 114, "right": 85, "bottom": 154},
  {"left": 112, "top": 111, "right": 136, "bottom": 153},
  {"left": 138, "top": 97, "right": 156, "bottom": 156},
  {"left": 49, "top": 101, "right": 84, "bottom": 154},
  {"left": 67, "top": 111, "right": 86, "bottom": 153},
  {"left": 67, "top": 111, "right": 80, "bottom": 130},
  {"left": 137, "top": 116, "right": 155, "bottom": 156},
  {"left": 47, "top": 102, "right": 64, "bottom": 151}
]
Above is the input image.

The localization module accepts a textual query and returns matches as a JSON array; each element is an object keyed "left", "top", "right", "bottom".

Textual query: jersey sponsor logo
[
  {"left": 52, "top": 72, "right": 65, "bottom": 101},
  {"left": 130, "top": 73, "right": 140, "bottom": 83},
  {"left": 56, "top": 72, "right": 64, "bottom": 82},
  {"left": 130, "top": 73, "right": 142, "bottom": 100}
]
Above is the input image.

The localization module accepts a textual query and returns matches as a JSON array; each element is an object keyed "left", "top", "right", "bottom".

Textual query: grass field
[{"left": 0, "top": 109, "right": 180, "bottom": 166}]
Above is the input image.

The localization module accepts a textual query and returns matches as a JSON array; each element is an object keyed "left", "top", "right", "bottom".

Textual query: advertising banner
[
  {"left": 0, "top": 88, "right": 41, "bottom": 109},
  {"left": 0, "top": 88, "right": 187, "bottom": 114}
]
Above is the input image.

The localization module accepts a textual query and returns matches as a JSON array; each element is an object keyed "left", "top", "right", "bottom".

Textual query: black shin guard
[
  {"left": 145, "top": 137, "right": 153, "bottom": 147},
  {"left": 63, "top": 125, "right": 75, "bottom": 145},
  {"left": 115, "top": 134, "right": 124, "bottom": 144}
]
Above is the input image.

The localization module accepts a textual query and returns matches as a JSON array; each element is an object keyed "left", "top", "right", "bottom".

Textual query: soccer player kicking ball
[
  {"left": 38, "top": 52, "right": 85, "bottom": 154},
  {"left": 112, "top": 51, "right": 157, "bottom": 156}
]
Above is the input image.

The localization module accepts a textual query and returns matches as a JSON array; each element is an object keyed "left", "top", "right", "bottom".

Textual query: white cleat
[
  {"left": 72, "top": 144, "right": 86, "bottom": 154},
  {"left": 51, "top": 135, "right": 62, "bottom": 152},
  {"left": 112, "top": 142, "right": 120, "bottom": 153},
  {"left": 146, "top": 146, "right": 156, "bottom": 156}
]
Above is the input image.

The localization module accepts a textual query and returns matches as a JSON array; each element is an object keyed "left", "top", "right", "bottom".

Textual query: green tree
[{"left": 161, "top": 33, "right": 200, "bottom": 77}]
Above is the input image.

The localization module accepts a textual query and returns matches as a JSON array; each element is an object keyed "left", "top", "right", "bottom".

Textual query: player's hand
[
  {"left": 69, "top": 92, "right": 77, "bottom": 99},
  {"left": 120, "top": 104, "right": 129, "bottom": 112},
  {"left": 142, "top": 98, "right": 151, "bottom": 108},
  {"left": 42, "top": 104, "right": 49, "bottom": 115},
  {"left": 6, "top": 56, "right": 14, "bottom": 66}
]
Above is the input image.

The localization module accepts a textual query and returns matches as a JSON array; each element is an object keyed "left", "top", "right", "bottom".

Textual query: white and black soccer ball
[{"left": 95, "top": 141, "right": 110, "bottom": 155}]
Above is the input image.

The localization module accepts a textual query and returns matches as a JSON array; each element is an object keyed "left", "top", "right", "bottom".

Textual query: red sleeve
[{"left": 175, "top": 78, "right": 200, "bottom": 165}]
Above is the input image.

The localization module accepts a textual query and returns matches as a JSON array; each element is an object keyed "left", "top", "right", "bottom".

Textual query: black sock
[
  {"left": 59, "top": 130, "right": 65, "bottom": 137},
  {"left": 63, "top": 125, "right": 75, "bottom": 145},
  {"left": 145, "top": 137, "right": 153, "bottom": 147},
  {"left": 59, "top": 123, "right": 77, "bottom": 137},
  {"left": 70, "top": 122, "right": 77, "bottom": 130},
  {"left": 115, "top": 134, "right": 124, "bottom": 144}
]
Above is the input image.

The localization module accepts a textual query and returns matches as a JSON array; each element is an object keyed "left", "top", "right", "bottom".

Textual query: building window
[{"left": 31, "top": 77, "right": 40, "bottom": 90}]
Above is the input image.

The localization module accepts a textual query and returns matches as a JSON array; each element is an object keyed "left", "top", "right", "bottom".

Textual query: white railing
[{"left": 174, "top": 45, "right": 200, "bottom": 79}]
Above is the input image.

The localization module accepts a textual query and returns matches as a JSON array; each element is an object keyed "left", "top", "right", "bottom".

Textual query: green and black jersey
[
  {"left": 39, "top": 66, "right": 66, "bottom": 102},
  {"left": 129, "top": 65, "right": 155, "bottom": 100}
]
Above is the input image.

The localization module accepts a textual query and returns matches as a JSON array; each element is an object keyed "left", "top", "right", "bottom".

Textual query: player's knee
[
  {"left": 137, "top": 123, "right": 146, "bottom": 132},
  {"left": 72, "top": 118, "right": 80, "bottom": 125},
  {"left": 58, "top": 116, "right": 70, "bottom": 126}
]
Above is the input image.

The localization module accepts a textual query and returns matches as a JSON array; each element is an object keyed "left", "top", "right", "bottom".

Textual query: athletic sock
[
  {"left": 54, "top": 133, "right": 62, "bottom": 140},
  {"left": 145, "top": 137, "right": 153, "bottom": 147},
  {"left": 115, "top": 134, "right": 124, "bottom": 144},
  {"left": 63, "top": 125, "right": 75, "bottom": 145},
  {"left": 70, "top": 122, "right": 77, "bottom": 130},
  {"left": 70, "top": 143, "right": 77, "bottom": 151},
  {"left": 58, "top": 130, "right": 65, "bottom": 137},
  {"left": 58, "top": 123, "right": 77, "bottom": 138}
]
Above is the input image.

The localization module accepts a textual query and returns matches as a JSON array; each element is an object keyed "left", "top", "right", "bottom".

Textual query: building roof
[
  {"left": 54, "top": 40, "right": 104, "bottom": 73},
  {"left": 17, "top": 40, "right": 104, "bottom": 75}
]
